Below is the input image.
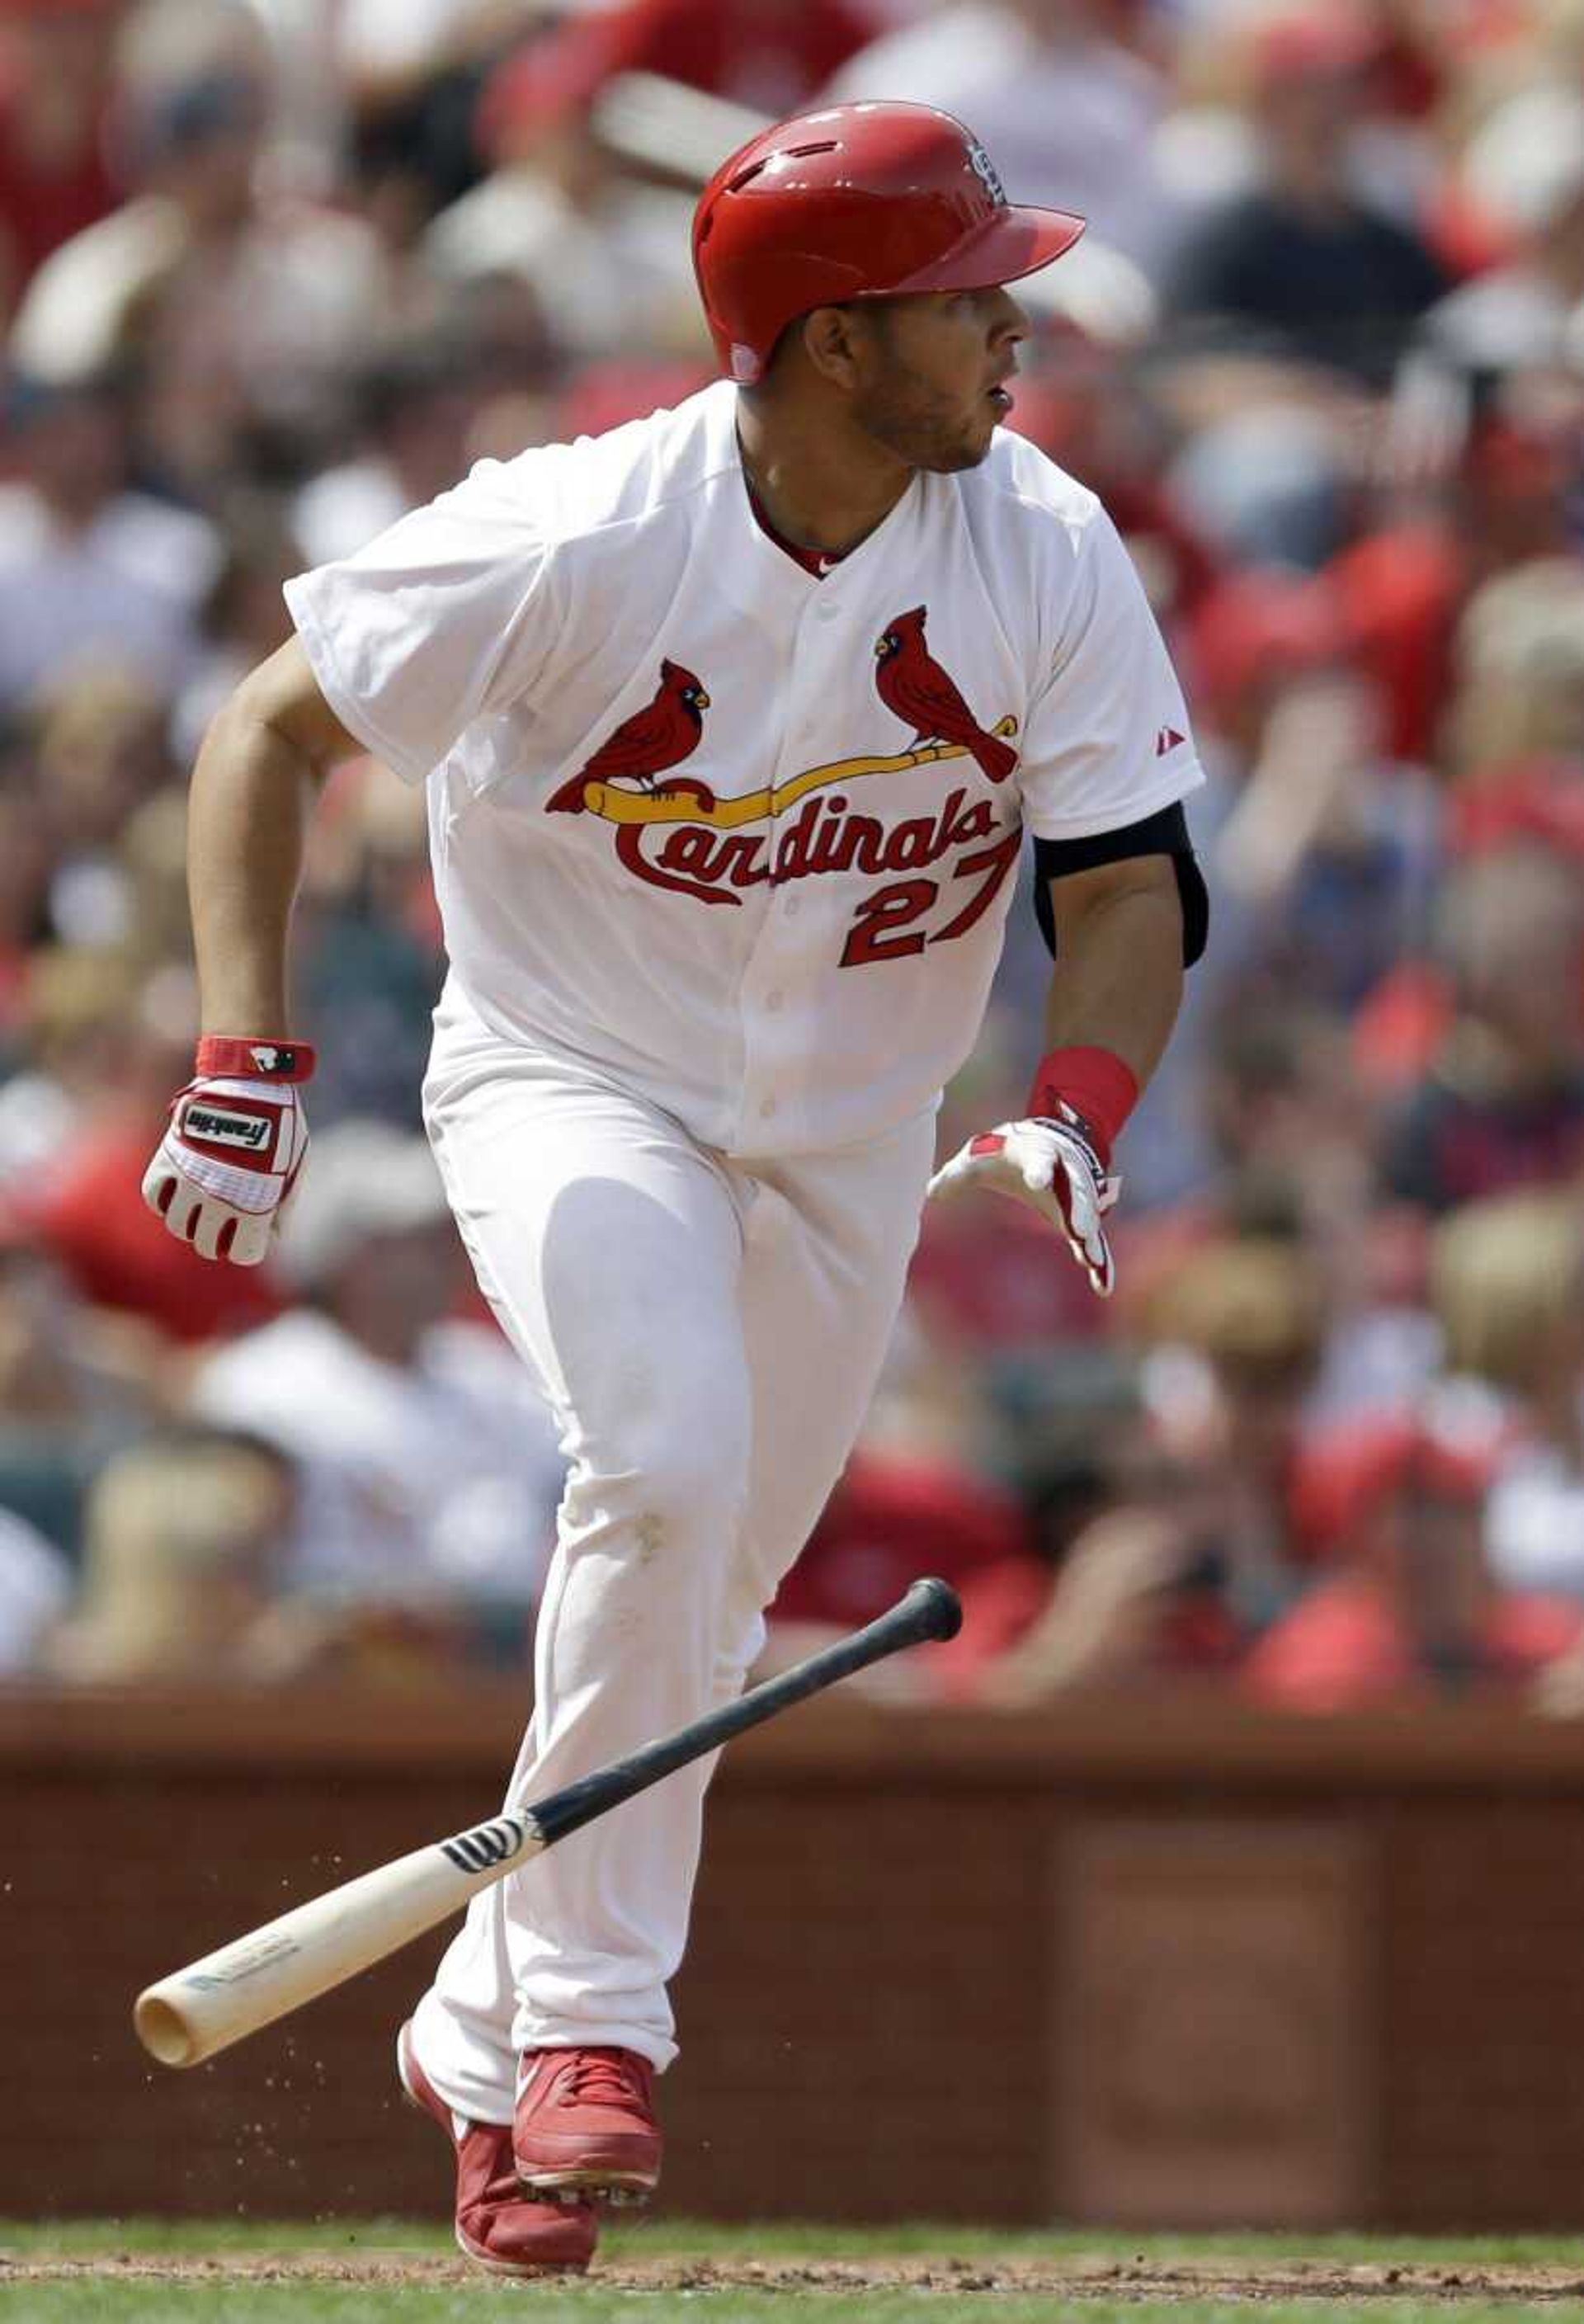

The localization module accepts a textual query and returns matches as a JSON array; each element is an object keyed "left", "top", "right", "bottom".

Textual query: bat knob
[{"left": 904, "top": 1576, "right": 963, "bottom": 1643}]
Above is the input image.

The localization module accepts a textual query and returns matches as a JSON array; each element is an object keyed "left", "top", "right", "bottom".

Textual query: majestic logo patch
[
  {"left": 182, "top": 1104, "right": 271, "bottom": 1152},
  {"left": 1155, "top": 726, "right": 1186, "bottom": 757},
  {"left": 547, "top": 610, "right": 1020, "bottom": 915}
]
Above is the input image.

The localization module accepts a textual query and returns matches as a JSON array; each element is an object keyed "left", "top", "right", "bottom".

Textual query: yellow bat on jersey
[{"left": 574, "top": 715, "right": 1019, "bottom": 828}]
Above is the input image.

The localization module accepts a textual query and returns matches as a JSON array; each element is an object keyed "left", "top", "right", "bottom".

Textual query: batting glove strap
[
  {"left": 1027, "top": 1104, "right": 1118, "bottom": 1212},
  {"left": 1025, "top": 1045, "right": 1137, "bottom": 1171},
  {"left": 195, "top": 1035, "right": 315, "bottom": 1083},
  {"left": 928, "top": 1102, "right": 1120, "bottom": 1299},
  {"left": 141, "top": 1074, "right": 309, "bottom": 1266}
]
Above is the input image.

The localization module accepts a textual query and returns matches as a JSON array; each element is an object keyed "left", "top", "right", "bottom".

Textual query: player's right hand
[{"left": 141, "top": 1058, "right": 311, "bottom": 1266}]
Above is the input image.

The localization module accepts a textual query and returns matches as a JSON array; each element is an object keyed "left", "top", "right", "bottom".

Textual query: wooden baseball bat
[{"left": 134, "top": 1576, "right": 961, "bottom": 2069}]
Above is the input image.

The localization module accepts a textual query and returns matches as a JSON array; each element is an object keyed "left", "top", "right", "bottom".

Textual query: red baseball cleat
[
  {"left": 514, "top": 2045, "right": 662, "bottom": 2204},
  {"left": 397, "top": 2020, "right": 596, "bottom": 2275}
]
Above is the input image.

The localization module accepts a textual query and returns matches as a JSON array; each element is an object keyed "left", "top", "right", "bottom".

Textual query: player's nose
[{"left": 987, "top": 285, "right": 1030, "bottom": 345}]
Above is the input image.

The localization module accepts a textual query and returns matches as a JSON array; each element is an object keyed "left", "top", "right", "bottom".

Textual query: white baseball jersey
[{"left": 284, "top": 379, "right": 1201, "bottom": 1157}]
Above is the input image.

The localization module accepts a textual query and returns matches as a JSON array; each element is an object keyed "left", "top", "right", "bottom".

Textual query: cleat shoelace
[{"left": 559, "top": 2049, "right": 645, "bottom": 2113}]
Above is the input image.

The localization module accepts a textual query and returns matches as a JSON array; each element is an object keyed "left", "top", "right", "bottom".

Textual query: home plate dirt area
[{"left": 11, "top": 2239, "right": 1584, "bottom": 2304}]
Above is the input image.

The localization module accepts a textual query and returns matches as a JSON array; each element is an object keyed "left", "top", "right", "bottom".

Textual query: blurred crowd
[{"left": 1, "top": 0, "right": 1582, "bottom": 1710}]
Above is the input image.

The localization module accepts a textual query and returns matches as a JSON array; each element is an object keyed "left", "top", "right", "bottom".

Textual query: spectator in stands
[
  {"left": 1007, "top": 354, "right": 1223, "bottom": 644},
  {"left": 12, "top": 0, "right": 391, "bottom": 497},
  {"left": 0, "top": 0, "right": 120, "bottom": 324},
  {"left": 1431, "top": 1190, "right": 1584, "bottom": 1600},
  {"left": 0, "top": 1190, "right": 153, "bottom": 1558},
  {"left": 1320, "top": 453, "right": 1580, "bottom": 781},
  {"left": 1446, "top": 561, "right": 1584, "bottom": 795},
  {"left": 0, "top": 778, "right": 54, "bottom": 1049},
  {"left": 954, "top": 1500, "right": 1215, "bottom": 1704},
  {"left": 1246, "top": 1411, "right": 1582, "bottom": 1709},
  {"left": 21, "top": 950, "right": 277, "bottom": 1345},
  {"left": 1382, "top": 843, "right": 1584, "bottom": 1212},
  {"left": 1134, "top": 1233, "right": 1330, "bottom": 1633},
  {"left": 292, "top": 332, "right": 482, "bottom": 570},
  {"left": 0, "top": 945, "right": 130, "bottom": 1190},
  {"left": 189, "top": 1122, "right": 565, "bottom": 1646},
  {"left": 170, "top": 493, "right": 305, "bottom": 763},
  {"left": 1164, "top": 4, "right": 1445, "bottom": 389},
  {"left": 422, "top": 39, "right": 702, "bottom": 365},
  {"left": 32, "top": 667, "right": 177, "bottom": 948},
  {"left": 926, "top": 1353, "right": 1209, "bottom": 1702},
  {"left": 483, "top": 0, "right": 879, "bottom": 131},
  {"left": 0, "top": 370, "right": 217, "bottom": 717},
  {"left": 293, "top": 761, "right": 447, "bottom": 1128},
  {"left": 823, "top": 0, "right": 1175, "bottom": 267},
  {"left": 43, "top": 1426, "right": 298, "bottom": 1680},
  {"left": 931, "top": 1237, "right": 1333, "bottom": 1704},
  {"left": 1195, "top": 576, "right": 1441, "bottom": 1015},
  {"left": 1135, "top": 1000, "right": 1370, "bottom": 1266},
  {"left": 336, "top": 0, "right": 536, "bottom": 239},
  {"left": 45, "top": 1421, "right": 510, "bottom": 1681},
  {"left": 0, "top": 1504, "right": 70, "bottom": 1675},
  {"left": 1424, "top": 86, "right": 1584, "bottom": 381},
  {"left": 772, "top": 1445, "right": 1029, "bottom": 1636}
]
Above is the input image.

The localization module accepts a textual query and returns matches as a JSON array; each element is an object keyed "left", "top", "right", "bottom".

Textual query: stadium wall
[{"left": 7, "top": 1688, "right": 1584, "bottom": 2228}]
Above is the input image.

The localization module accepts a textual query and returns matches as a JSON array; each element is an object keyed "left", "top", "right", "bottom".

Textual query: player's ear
[{"left": 799, "top": 304, "right": 868, "bottom": 392}]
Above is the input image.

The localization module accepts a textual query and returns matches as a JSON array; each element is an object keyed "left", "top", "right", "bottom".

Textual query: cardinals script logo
[{"left": 548, "top": 610, "right": 1022, "bottom": 959}]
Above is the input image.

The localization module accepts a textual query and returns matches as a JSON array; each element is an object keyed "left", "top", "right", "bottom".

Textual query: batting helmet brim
[{"left": 887, "top": 203, "right": 1087, "bottom": 298}]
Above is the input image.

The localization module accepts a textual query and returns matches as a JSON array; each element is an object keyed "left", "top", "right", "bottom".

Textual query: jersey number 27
[{"left": 839, "top": 827, "right": 1021, "bottom": 968}]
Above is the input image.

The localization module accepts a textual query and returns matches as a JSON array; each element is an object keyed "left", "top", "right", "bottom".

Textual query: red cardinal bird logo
[
  {"left": 873, "top": 607, "right": 1017, "bottom": 785},
  {"left": 548, "top": 658, "right": 715, "bottom": 813}
]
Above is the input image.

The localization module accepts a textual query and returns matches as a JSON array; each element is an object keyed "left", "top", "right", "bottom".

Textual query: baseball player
[{"left": 142, "top": 102, "right": 1206, "bottom": 2274}]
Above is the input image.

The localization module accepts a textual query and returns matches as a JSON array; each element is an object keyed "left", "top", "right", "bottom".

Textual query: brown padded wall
[{"left": 7, "top": 1687, "right": 1584, "bottom": 2227}]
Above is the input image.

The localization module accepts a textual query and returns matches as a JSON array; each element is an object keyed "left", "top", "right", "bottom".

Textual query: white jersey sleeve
[
  {"left": 1016, "top": 505, "right": 1202, "bottom": 841},
  {"left": 283, "top": 455, "right": 562, "bottom": 787}
]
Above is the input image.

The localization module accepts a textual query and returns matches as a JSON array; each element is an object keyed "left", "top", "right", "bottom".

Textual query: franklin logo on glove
[
  {"left": 182, "top": 1105, "right": 275, "bottom": 1151},
  {"left": 141, "top": 1034, "right": 315, "bottom": 1266}
]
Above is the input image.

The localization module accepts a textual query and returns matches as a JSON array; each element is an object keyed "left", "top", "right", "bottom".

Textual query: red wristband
[
  {"left": 1026, "top": 1044, "right": 1138, "bottom": 1168},
  {"left": 196, "top": 1035, "right": 317, "bottom": 1084}
]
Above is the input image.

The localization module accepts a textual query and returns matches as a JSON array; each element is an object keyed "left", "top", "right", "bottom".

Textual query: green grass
[
  {"left": 6, "top": 2304, "right": 1582, "bottom": 2324},
  {"left": 5, "top": 2221, "right": 1584, "bottom": 2323},
  {"left": 10, "top": 2221, "right": 1584, "bottom": 2262}
]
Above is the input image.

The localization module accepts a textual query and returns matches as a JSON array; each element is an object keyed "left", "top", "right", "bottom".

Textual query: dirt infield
[{"left": 9, "top": 2251, "right": 1584, "bottom": 2300}]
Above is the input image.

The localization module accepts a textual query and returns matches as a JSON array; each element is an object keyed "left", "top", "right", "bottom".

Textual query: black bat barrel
[{"left": 529, "top": 1577, "right": 962, "bottom": 1848}]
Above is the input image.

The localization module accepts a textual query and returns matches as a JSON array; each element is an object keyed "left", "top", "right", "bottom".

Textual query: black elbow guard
[{"left": 1032, "top": 800, "right": 1209, "bottom": 966}]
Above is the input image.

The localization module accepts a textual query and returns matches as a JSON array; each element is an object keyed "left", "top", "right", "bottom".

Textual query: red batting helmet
[{"left": 692, "top": 101, "right": 1086, "bottom": 385}]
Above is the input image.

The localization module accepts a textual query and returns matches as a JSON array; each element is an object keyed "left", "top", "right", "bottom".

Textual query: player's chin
[
  {"left": 968, "top": 389, "right": 1011, "bottom": 455},
  {"left": 927, "top": 414, "right": 1000, "bottom": 474}
]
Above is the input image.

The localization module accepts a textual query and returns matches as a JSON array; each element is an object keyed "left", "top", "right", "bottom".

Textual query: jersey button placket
[{"left": 739, "top": 585, "right": 832, "bottom": 1143}]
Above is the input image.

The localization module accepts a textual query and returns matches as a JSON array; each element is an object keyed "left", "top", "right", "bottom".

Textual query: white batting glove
[
  {"left": 926, "top": 1102, "right": 1120, "bottom": 1299},
  {"left": 142, "top": 1039, "right": 314, "bottom": 1266}
]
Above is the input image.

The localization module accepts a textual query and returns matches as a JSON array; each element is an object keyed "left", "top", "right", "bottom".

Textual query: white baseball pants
[{"left": 408, "top": 983, "right": 934, "bottom": 2122}]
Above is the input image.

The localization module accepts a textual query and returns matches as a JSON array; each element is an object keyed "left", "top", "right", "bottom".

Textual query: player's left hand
[{"left": 926, "top": 1103, "right": 1119, "bottom": 1298}]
